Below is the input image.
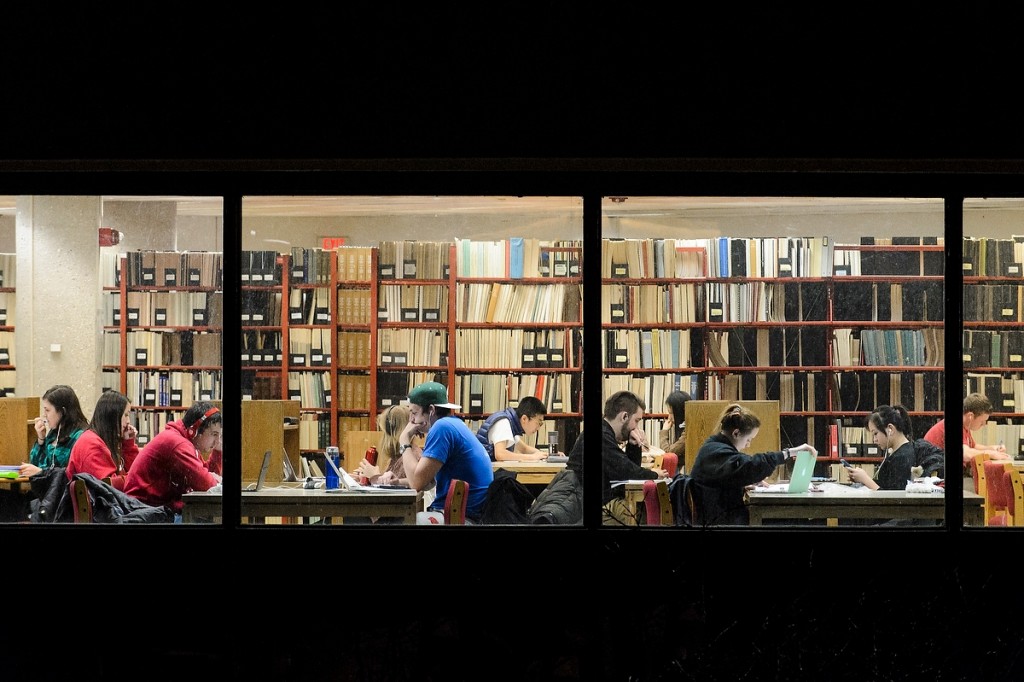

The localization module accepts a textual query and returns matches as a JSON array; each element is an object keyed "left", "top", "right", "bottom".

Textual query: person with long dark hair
[
  {"left": 19, "top": 385, "right": 90, "bottom": 478},
  {"left": 65, "top": 390, "right": 139, "bottom": 490},
  {"left": 658, "top": 390, "right": 691, "bottom": 457},
  {"left": 846, "top": 404, "right": 916, "bottom": 491}
]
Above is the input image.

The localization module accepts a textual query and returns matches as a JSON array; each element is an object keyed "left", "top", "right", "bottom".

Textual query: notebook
[
  {"left": 760, "top": 450, "right": 817, "bottom": 493},
  {"left": 243, "top": 450, "right": 272, "bottom": 492}
]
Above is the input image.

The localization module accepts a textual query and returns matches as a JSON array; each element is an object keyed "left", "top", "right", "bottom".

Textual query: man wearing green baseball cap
[{"left": 399, "top": 381, "right": 494, "bottom": 523}]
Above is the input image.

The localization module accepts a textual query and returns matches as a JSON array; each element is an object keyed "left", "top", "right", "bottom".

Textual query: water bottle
[
  {"left": 324, "top": 445, "right": 341, "bottom": 490},
  {"left": 361, "top": 446, "right": 377, "bottom": 486}
]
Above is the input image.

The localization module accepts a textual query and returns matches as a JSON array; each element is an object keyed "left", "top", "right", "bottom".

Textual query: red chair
[
  {"left": 1006, "top": 468, "right": 1024, "bottom": 527},
  {"left": 443, "top": 479, "right": 469, "bottom": 525},
  {"left": 983, "top": 460, "right": 1011, "bottom": 526},
  {"left": 642, "top": 479, "right": 673, "bottom": 526},
  {"left": 657, "top": 453, "right": 679, "bottom": 478}
]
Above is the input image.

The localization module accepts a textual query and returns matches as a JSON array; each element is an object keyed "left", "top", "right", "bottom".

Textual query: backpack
[
  {"left": 913, "top": 438, "right": 945, "bottom": 478},
  {"left": 667, "top": 474, "right": 703, "bottom": 527},
  {"left": 479, "top": 469, "right": 535, "bottom": 524}
]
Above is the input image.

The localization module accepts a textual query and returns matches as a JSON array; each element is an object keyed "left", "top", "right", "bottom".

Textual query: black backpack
[
  {"left": 479, "top": 469, "right": 535, "bottom": 524},
  {"left": 668, "top": 474, "right": 703, "bottom": 527},
  {"left": 913, "top": 438, "right": 945, "bottom": 478}
]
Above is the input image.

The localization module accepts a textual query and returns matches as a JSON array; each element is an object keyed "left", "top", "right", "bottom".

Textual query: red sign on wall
[{"left": 321, "top": 237, "right": 347, "bottom": 250}]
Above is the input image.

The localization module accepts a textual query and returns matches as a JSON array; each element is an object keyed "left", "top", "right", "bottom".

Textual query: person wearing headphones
[
  {"left": 64, "top": 390, "right": 139, "bottom": 490},
  {"left": 123, "top": 400, "right": 223, "bottom": 519},
  {"left": 846, "top": 404, "right": 916, "bottom": 491},
  {"left": 18, "top": 384, "right": 90, "bottom": 478}
]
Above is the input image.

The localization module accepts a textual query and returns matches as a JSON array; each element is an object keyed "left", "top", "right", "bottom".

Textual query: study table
[
  {"left": 181, "top": 483, "right": 423, "bottom": 524},
  {"left": 493, "top": 460, "right": 565, "bottom": 485},
  {"left": 0, "top": 476, "right": 31, "bottom": 494},
  {"left": 744, "top": 482, "right": 984, "bottom": 526}
]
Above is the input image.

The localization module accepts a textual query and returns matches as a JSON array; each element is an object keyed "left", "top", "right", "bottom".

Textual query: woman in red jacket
[{"left": 65, "top": 390, "right": 138, "bottom": 490}]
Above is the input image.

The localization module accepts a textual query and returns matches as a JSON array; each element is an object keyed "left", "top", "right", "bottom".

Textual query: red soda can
[{"left": 361, "top": 446, "right": 378, "bottom": 485}]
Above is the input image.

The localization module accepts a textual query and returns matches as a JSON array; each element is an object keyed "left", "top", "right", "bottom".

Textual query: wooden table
[
  {"left": 744, "top": 482, "right": 985, "bottom": 526},
  {"left": 181, "top": 483, "right": 423, "bottom": 524},
  {"left": 493, "top": 460, "right": 565, "bottom": 485},
  {"left": 0, "top": 476, "right": 31, "bottom": 494}
]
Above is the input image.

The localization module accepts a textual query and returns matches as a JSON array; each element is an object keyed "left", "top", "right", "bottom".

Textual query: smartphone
[{"left": 840, "top": 458, "right": 852, "bottom": 468}]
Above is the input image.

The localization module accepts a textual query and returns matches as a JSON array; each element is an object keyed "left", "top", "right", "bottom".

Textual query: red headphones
[{"left": 186, "top": 407, "right": 220, "bottom": 439}]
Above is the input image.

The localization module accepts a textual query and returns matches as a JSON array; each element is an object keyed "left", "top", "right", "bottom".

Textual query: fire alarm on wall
[{"left": 99, "top": 227, "right": 124, "bottom": 247}]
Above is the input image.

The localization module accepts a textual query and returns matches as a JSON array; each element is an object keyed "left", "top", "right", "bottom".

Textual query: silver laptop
[
  {"left": 281, "top": 447, "right": 299, "bottom": 482},
  {"left": 243, "top": 450, "right": 272, "bottom": 492}
]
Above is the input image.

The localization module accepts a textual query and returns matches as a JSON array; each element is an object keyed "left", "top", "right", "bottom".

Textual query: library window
[
  {"left": 239, "top": 195, "right": 583, "bottom": 526},
  {"left": 600, "top": 196, "right": 948, "bottom": 527},
  {"left": 0, "top": 195, "right": 224, "bottom": 524}
]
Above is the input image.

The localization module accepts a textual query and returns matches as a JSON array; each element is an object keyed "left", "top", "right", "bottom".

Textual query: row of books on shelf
[
  {"left": 456, "top": 238, "right": 582, "bottom": 279},
  {"left": 456, "top": 282, "right": 582, "bottom": 324},
  {"left": 121, "top": 370, "right": 221, "bottom": 408},
  {"left": 378, "top": 241, "right": 451, "bottom": 280},
  {"left": 239, "top": 250, "right": 283, "bottom": 285},
  {"left": 0, "top": 253, "right": 15, "bottom": 288},
  {"left": 377, "top": 284, "right": 447, "bottom": 323},
  {"left": 335, "top": 246, "right": 374, "bottom": 282},
  {"left": 378, "top": 328, "right": 447, "bottom": 367},
  {"left": 131, "top": 410, "right": 189, "bottom": 446},
  {"left": 104, "top": 330, "right": 222, "bottom": 367},
  {"left": 604, "top": 328, "right": 698, "bottom": 370},
  {"left": 0, "top": 369, "right": 14, "bottom": 396},
  {"left": 962, "top": 236, "right": 1024, "bottom": 278},
  {"left": 453, "top": 372, "right": 578, "bottom": 415},
  {"left": 298, "top": 413, "right": 332, "bottom": 450},
  {"left": 287, "top": 327, "right": 333, "bottom": 366},
  {"left": 962, "top": 330, "right": 1024, "bottom": 368},
  {"left": 456, "top": 329, "right": 579, "bottom": 369},
  {"left": 707, "top": 328, "right": 830, "bottom": 368},
  {"left": 288, "top": 247, "right": 334, "bottom": 284},
  {"left": 240, "top": 290, "right": 282, "bottom": 325},
  {"left": 110, "top": 291, "right": 223, "bottom": 327},
  {"left": 241, "top": 331, "right": 284, "bottom": 366},
  {"left": 602, "top": 373, "right": 701, "bottom": 419},
  {"left": 287, "top": 288, "right": 331, "bottom": 325},
  {"left": 288, "top": 371, "right": 333, "bottom": 409},
  {"left": 376, "top": 371, "right": 446, "bottom": 410},
  {"left": 0, "top": 291, "right": 14, "bottom": 325},
  {"left": 962, "top": 284, "right": 1024, "bottom": 322},
  {"left": 0, "top": 332, "right": 13, "bottom": 366},
  {"left": 599, "top": 280, "right": 943, "bottom": 325},
  {"left": 109, "top": 251, "right": 223, "bottom": 289}
]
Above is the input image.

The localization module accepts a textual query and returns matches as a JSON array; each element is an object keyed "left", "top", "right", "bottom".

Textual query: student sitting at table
[
  {"left": 123, "top": 401, "right": 223, "bottom": 520},
  {"left": 658, "top": 390, "right": 691, "bottom": 460},
  {"left": 923, "top": 392, "right": 1010, "bottom": 472},
  {"left": 475, "top": 395, "right": 549, "bottom": 462},
  {"left": 846, "top": 404, "right": 916, "bottom": 491},
  {"left": 399, "top": 381, "right": 493, "bottom": 524},
  {"left": 64, "top": 390, "right": 139, "bottom": 490},
  {"left": 19, "top": 385, "right": 89, "bottom": 478},
  {"left": 690, "top": 403, "right": 816, "bottom": 525},
  {"left": 600, "top": 390, "right": 669, "bottom": 525}
]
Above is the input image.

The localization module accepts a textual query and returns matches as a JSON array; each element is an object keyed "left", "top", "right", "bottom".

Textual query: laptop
[
  {"left": 281, "top": 447, "right": 299, "bottom": 482},
  {"left": 321, "top": 452, "right": 408, "bottom": 493},
  {"left": 760, "top": 450, "right": 817, "bottom": 493},
  {"left": 243, "top": 450, "right": 272, "bottom": 492}
]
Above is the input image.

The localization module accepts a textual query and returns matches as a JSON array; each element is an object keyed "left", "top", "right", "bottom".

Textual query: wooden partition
[
  {"left": 241, "top": 400, "right": 300, "bottom": 483},
  {"left": 0, "top": 396, "right": 40, "bottom": 466},
  {"left": 343, "top": 430, "right": 382, "bottom": 474},
  {"left": 683, "top": 400, "right": 781, "bottom": 475}
]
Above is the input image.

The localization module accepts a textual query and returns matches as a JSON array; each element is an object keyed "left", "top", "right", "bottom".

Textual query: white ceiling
[{"left": 0, "top": 195, "right": 968, "bottom": 219}]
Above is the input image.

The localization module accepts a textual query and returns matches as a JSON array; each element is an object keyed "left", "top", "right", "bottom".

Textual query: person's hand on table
[
  {"left": 377, "top": 471, "right": 398, "bottom": 485},
  {"left": 990, "top": 449, "right": 1011, "bottom": 460},
  {"left": 18, "top": 462, "right": 41, "bottom": 478}
]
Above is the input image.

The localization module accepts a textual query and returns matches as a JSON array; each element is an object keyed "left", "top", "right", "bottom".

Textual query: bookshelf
[
  {"left": 600, "top": 237, "right": 945, "bottom": 475},
  {"left": 103, "top": 251, "right": 223, "bottom": 445},
  {"left": 962, "top": 236, "right": 1024, "bottom": 459},
  {"left": 0, "top": 254, "right": 14, "bottom": 397}
]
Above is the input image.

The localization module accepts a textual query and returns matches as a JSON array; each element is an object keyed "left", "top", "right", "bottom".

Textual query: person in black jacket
[
  {"left": 600, "top": 391, "right": 669, "bottom": 525},
  {"left": 690, "top": 403, "right": 816, "bottom": 525}
]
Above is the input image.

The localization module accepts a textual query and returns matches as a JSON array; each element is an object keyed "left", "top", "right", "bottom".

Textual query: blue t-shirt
[{"left": 422, "top": 416, "right": 494, "bottom": 519}]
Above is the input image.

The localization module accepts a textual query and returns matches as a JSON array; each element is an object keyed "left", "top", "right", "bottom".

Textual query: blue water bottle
[{"left": 324, "top": 446, "right": 341, "bottom": 490}]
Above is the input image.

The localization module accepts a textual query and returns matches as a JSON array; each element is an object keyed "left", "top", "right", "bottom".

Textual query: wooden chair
[
  {"left": 69, "top": 479, "right": 93, "bottom": 524},
  {"left": 1006, "top": 468, "right": 1024, "bottom": 527},
  {"left": 642, "top": 479, "right": 673, "bottom": 526},
  {"left": 443, "top": 479, "right": 469, "bottom": 525},
  {"left": 970, "top": 452, "right": 993, "bottom": 496}
]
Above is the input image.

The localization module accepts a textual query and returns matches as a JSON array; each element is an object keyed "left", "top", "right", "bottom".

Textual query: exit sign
[{"left": 321, "top": 237, "right": 347, "bottom": 249}]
